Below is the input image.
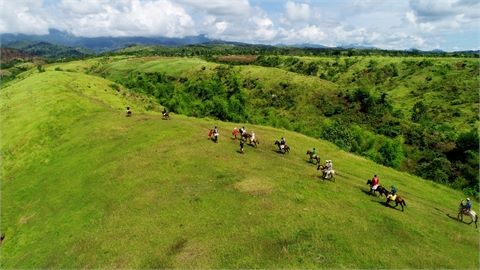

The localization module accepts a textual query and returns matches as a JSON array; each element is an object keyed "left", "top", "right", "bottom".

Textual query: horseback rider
[
  {"left": 280, "top": 137, "right": 286, "bottom": 150},
  {"left": 311, "top": 147, "right": 318, "bottom": 160},
  {"left": 232, "top": 127, "right": 239, "bottom": 139},
  {"left": 126, "top": 106, "right": 132, "bottom": 117},
  {"left": 387, "top": 185, "right": 397, "bottom": 200},
  {"left": 370, "top": 174, "right": 380, "bottom": 193},
  {"left": 324, "top": 160, "right": 333, "bottom": 178},
  {"left": 213, "top": 126, "right": 219, "bottom": 143},
  {"left": 251, "top": 131, "right": 255, "bottom": 143},
  {"left": 240, "top": 126, "right": 246, "bottom": 136},
  {"left": 464, "top": 198, "right": 472, "bottom": 213}
]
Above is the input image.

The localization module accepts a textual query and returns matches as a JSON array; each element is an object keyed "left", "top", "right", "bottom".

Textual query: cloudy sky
[{"left": 1, "top": 0, "right": 479, "bottom": 51}]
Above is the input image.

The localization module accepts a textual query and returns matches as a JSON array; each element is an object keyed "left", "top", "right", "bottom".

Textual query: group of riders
[
  {"left": 368, "top": 174, "right": 398, "bottom": 201},
  {"left": 125, "top": 108, "right": 475, "bottom": 220}
]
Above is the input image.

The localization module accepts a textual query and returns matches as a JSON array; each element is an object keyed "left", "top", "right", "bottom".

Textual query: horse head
[{"left": 366, "top": 179, "right": 372, "bottom": 185}]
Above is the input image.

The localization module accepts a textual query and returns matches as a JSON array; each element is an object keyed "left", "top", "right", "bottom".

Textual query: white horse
[
  {"left": 458, "top": 202, "right": 478, "bottom": 228},
  {"left": 317, "top": 164, "right": 336, "bottom": 181}
]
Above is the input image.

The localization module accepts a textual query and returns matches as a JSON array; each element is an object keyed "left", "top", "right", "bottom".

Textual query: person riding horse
[
  {"left": 307, "top": 148, "right": 320, "bottom": 164},
  {"left": 370, "top": 175, "right": 380, "bottom": 194},
  {"left": 162, "top": 108, "right": 169, "bottom": 119},
  {"left": 324, "top": 160, "right": 333, "bottom": 178},
  {"left": 239, "top": 126, "right": 246, "bottom": 136},
  {"left": 386, "top": 185, "right": 397, "bottom": 201},
  {"left": 232, "top": 127, "right": 240, "bottom": 139},
  {"left": 462, "top": 198, "right": 472, "bottom": 214},
  {"left": 212, "top": 126, "right": 219, "bottom": 143},
  {"left": 280, "top": 137, "right": 286, "bottom": 150},
  {"left": 126, "top": 106, "right": 132, "bottom": 117}
]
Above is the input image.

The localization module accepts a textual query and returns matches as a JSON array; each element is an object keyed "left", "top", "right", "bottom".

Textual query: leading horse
[{"left": 458, "top": 202, "right": 478, "bottom": 228}]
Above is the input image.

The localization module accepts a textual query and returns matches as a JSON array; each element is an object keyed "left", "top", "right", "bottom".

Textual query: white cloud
[
  {"left": 0, "top": 0, "right": 478, "bottom": 51},
  {"left": 55, "top": 0, "right": 195, "bottom": 37},
  {"left": 0, "top": 0, "right": 50, "bottom": 34},
  {"left": 284, "top": 1, "right": 311, "bottom": 22}
]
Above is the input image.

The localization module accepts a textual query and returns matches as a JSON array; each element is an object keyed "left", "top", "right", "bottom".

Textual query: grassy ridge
[{"left": 1, "top": 70, "right": 479, "bottom": 268}]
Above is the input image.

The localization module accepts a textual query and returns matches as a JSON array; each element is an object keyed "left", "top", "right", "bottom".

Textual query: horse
[
  {"left": 274, "top": 140, "right": 290, "bottom": 154},
  {"left": 366, "top": 179, "right": 388, "bottom": 197},
  {"left": 317, "top": 164, "right": 335, "bottom": 181},
  {"left": 306, "top": 150, "right": 320, "bottom": 164},
  {"left": 242, "top": 133, "right": 259, "bottom": 147},
  {"left": 162, "top": 112, "right": 170, "bottom": 120},
  {"left": 386, "top": 194, "right": 406, "bottom": 211},
  {"left": 458, "top": 202, "right": 478, "bottom": 228}
]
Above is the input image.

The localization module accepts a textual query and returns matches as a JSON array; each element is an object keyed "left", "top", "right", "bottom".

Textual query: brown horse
[
  {"left": 243, "top": 133, "right": 259, "bottom": 147},
  {"left": 306, "top": 150, "right": 320, "bottom": 164},
  {"left": 366, "top": 179, "right": 389, "bottom": 197},
  {"left": 274, "top": 140, "right": 290, "bottom": 153},
  {"left": 386, "top": 194, "right": 406, "bottom": 211}
]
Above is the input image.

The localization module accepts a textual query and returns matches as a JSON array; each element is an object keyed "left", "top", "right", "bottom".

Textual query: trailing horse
[
  {"left": 386, "top": 194, "right": 406, "bottom": 211},
  {"left": 162, "top": 112, "right": 170, "bottom": 120},
  {"left": 317, "top": 164, "right": 335, "bottom": 181},
  {"left": 366, "top": 179, "right": 388, "bottom": 197},
  {"left": 458, "top": 202, "right": 478, "bottom": 228},
  {"left": 274, "top": 140, "right": 290, "bottom": 154},
  {"left": 306, "top": 150, "right": 320, "bottom": 164}
]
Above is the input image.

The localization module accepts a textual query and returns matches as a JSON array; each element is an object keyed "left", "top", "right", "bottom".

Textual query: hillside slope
[{"left": 1, "top": 70, "right": 479, "bottom": 268}]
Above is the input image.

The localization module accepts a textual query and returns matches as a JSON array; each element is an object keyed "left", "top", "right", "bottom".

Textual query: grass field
[{"left": 1, "top": 68, "right": 479, "bottom": 268}]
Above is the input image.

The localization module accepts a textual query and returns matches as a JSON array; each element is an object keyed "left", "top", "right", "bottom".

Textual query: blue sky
[{"left": 1, "top": 0, "right": 479, "bottom": 51}]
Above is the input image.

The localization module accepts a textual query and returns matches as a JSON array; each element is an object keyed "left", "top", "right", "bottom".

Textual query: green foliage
[{"left": 76, "top": 55, "right": 479, "bottom": 195}]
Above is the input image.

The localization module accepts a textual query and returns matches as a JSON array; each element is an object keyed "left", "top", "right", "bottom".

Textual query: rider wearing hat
[{"left": 387, "top": 185, "right": 397, "bottom": 200}]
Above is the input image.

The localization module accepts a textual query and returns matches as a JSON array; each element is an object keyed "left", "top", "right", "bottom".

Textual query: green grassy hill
[{"left": 1, "top": 67, "right": 479, "bottom": 268}]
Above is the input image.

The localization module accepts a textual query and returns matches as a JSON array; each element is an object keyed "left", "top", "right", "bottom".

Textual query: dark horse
[
  {"left": 162, "top": 112, "right": 170, "bottom": 120},
  {"left": 306, "top": 150, "right": 320, "bottom": 164},
  {"left": 242, "top": 133, "right": 259, "bottom": 147},
  {"left": 366, "top": 179, "right": 389, "bottom": 197},
  {"left": 386, "top": 194, "right": 407, "bottom": 212},
  {"left": 274, "top": 140, "right": 290, "bottom": 154}
]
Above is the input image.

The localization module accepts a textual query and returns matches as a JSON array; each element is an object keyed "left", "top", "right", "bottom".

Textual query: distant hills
[
  {"left": 1, "top": 29, "right": 478, "bottom": 62},
  {"left": 1, "top": 29, "right": 212, "bottom": 53}
]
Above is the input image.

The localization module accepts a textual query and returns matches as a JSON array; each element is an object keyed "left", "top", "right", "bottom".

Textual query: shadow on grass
[
  {"left": 377, "top": 201, "right": 403, "bottom": 211},
  {"left": 446, "top": 213, "right": 460, "bottom": 222},
  {"left": 236, "top": 150, "right": 244, "bottom": 154},
  {"left": 316, "top": 175, "right": 334, "bottom": 182}
]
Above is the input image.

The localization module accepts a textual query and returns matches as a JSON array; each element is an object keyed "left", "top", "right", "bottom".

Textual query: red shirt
[{"left": 372, "top": 177, "right": 379, "bottom": 186}]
